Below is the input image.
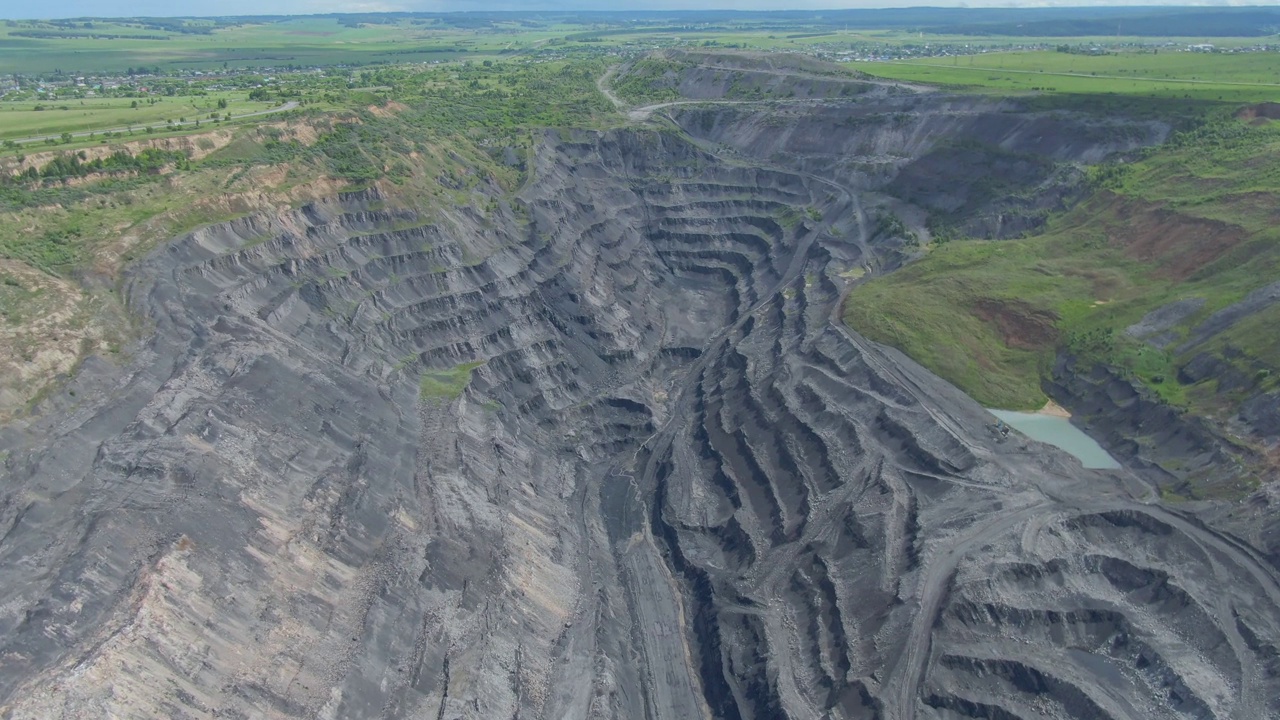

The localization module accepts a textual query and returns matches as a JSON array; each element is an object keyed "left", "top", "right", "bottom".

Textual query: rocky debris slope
[
  {"left": 0, "top": 94, "right": 1276, "bottom": 720},
  {"left": 669, "top": 97, "right": 1168, "bottom": 240},
  {"left": 1044, "top": 246, "right": 1280, "bottom": 509}
]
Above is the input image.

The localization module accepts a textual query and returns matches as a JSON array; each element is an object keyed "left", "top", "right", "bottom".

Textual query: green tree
[{"left": 60, "top": 132, "right": 72, "bottom": 144}]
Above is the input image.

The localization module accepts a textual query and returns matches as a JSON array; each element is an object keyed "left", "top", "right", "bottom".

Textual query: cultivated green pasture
[
  {"left": 0, "top": 93, "right": 273, "bottom": 141},
  {"left": 0, "top": 17, "right": 569, "bottom": 74},
  {"left": 857, "top": 50, "right": 1280, "bottom": 103}
]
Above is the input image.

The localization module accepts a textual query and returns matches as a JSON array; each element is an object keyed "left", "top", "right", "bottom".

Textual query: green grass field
[
  {"left": 565, "top": 25, "right": 1276, "bottom": 54},
  {"left": 9, "top": 16, "right": 1272, "bottom": 78},
  {"left": 420, "top": 361, "right": 486, "bottom": 400},
  {"left": 857, "top": 50, "right": 1280, "bottom": 103},
  {"left": 0, "top": 92, "right": 275, "bottom": 142},
  {"left": 0, "top": 17, "right": 584, "bottom": 74},
  {"left": 844, "top": 119, "right": 1280, "bottom": 413}
]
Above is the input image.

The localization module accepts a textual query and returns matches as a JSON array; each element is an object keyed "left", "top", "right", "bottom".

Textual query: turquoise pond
[{"left": 989, "top": 410, "right": 1121, "bottom": 470}]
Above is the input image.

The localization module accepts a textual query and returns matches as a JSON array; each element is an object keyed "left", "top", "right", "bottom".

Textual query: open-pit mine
[{"left": 1, "top": 57, "right": 1278, "bottom": 720}]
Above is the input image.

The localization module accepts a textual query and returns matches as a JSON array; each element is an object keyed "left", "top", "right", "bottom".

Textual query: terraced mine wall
[{"left": 1, "top": 95, "right": 1278, "bottom": 720}]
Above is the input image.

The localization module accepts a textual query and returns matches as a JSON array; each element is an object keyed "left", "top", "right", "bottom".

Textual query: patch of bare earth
[
  {"left": 1105, "top": 196, "right": 1246, "bottom": 280},
  {"left": 366, "top": 101, "right": 409, "bottom": 119},
  {"left": 1236, "top": 103, "right": 1280, "bottom": 122},
  {"left": 0, "top": 130, "right": 236, "bottom": 178},
  {"left": 972, "top": 298, "right": 1060, "bottom": 350},
  {"left": 0, "top": 260, "right": 103, "bottom": 421},
  {"left": 260, "top": 119, "right": 324, "bottom": 146}
]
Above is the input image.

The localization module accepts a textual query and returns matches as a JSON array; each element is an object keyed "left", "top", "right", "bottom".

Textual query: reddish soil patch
[
  {"left": 1214, "top": 191, "right": 1280, "bottom": 224},
  {"left": 1104, "top": 195, "right": 1246, "bottom": 280},
  {"left": 973, "top": 299, "right": 1060, "bottom": 350},
  {"left": 1236, "top": 103, "right": 1280, "bottom": 121}
]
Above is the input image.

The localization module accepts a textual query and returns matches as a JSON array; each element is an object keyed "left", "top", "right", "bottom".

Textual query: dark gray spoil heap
[{"left": 1, "top": 96, "right": 1278, "bottom": 720}]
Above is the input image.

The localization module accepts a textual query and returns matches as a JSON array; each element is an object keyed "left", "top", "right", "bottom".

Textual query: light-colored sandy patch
[
  {"left": 1038, "top": 400, "right": 1072, "bottom": 418},
  {"left": 0, "top": 259, "right": 102, "bottom": 421},
  {"left": 1, "top": 130, "right": 235, "bottom": 177},
  {"left": 261, "top": 119, "right": 322, "bottom": 146},
  {"left": 365, "top": 101, "right": 409, "bottom": 119}
]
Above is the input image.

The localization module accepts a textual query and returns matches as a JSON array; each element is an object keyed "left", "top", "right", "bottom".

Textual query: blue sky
[{"left": 5, "top": 0, "right": 1277, "bottom": 19}]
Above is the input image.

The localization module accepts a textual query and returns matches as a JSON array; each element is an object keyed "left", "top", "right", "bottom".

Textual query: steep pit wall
[{"left": 0, "top": 99, "right": 1276, "bottom": 720}]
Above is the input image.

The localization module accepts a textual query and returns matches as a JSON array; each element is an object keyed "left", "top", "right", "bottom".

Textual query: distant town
[{"left": 5, "top": 34, "right": 1273, "bottom": 105}]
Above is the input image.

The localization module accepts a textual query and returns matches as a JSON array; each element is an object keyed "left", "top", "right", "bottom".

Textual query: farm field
[
  {"left": 0, "top": 92, "right": 277, "bottom": 142},
  {"left": 9, "top": 14, "right": 1273, "bottom": 78},
  {"left": 585, "top": 28, "right": 1272, "bottom": 51},
  {"left": 0, "top": 17, "right": 576, "bottom": 74},
  {"left": 857, "top": 49, "right": 1280, "bottom": 102}
]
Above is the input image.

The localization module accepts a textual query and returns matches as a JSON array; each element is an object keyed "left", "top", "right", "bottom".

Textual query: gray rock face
[
  {"left": 1126, "top": 297, "right": 1206, "bottom": 348},
  {"left": 1177, "top": 280, "right": 1280, "bottom": 355},
  {"left": 0, "top": 99, "right": 1277, "bottom": 720}
]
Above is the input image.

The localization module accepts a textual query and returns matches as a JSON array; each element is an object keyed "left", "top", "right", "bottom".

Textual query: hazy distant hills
[{"left": 14, "top": 6, "right": 1280, "bottom": 37}]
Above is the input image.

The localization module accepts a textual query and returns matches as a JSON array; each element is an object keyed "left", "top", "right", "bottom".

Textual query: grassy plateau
[
  {"left": 858, "top": 49, "right": 1280, "bottom": 103},
  {"left": 845, "top": 118, "right": 1280, "bottom": 416}
]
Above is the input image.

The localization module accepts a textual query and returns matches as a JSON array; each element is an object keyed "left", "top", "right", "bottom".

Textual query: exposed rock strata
[{"left": 0, "top": 96, "right": 1276, "bottom": 720}]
